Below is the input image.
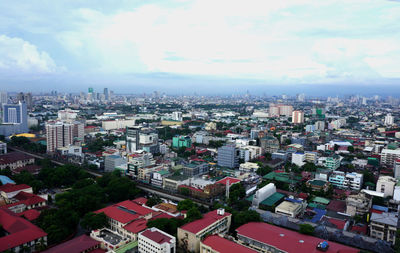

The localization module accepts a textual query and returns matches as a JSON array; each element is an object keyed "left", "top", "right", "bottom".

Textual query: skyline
[{"left": 0, "top": 0, "right": 400, "bottom": 92}]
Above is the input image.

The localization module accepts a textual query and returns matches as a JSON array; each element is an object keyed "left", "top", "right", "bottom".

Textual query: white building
[
  {"left": 102, "top": 119, "right": 135, "bottom": 130},
  {"left": 395, "top": 160, "right": 400, "bottom": 179},
  {"left": 172, "top": 111, "right": 182, "bottom": 122},
  {"left": 376, "top": 176, "right": 397, "bottom": 197},
  {"left": 292, "top": 153, "right": 305, "bottom": 167},
  {"left": 57, "top": 145, "right": 82, "bottom": 156},
  {"left": 315, "top": 121, "right": 325, "bottom": 131},
  {"left": 139, "top": 227, "right": 176, "bottom": 253},
  {"left": 384, "top": 114, "right": 394, "bottom": 126},
  {"left": 292, "top": 110, "right": 304, "bottom": 124},
  {"left": 57, "top": 109, "right": 78, "bottom": 121},
  {"left": 252, "top": 183, "right": 276, "bottom": 207},
  {"left": 381, "top": 149, "right": 400, "bottom": 166}
]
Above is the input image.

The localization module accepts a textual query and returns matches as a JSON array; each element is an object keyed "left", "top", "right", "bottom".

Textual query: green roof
[
  {"left": 115, "top": 240, "right": 138, "bottom": 253},
  {"left": 246, "top": 195, "right": 254, "bottom": 202},
  {"left": 263, "top": 172, "right": 301, "bottom": 184},
  {"left": 308, "top": 202, "right": 326, "bottom": 210},
  {"left": 312, "top": 196, "right": 330, "bottom": 205},
  {"left": 365, "top": 182, "right": 376, "bottom": 187},
  {"left": 157, "top": 170, "right": 170, "bottom": 176},
  {"left": 308, "top": 179, "right": 327, "bottom": 187},
  {"left": 260, "top": 192, "right": 285, "bottom": 207}
]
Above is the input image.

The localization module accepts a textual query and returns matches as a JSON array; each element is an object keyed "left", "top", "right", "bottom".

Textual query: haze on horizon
[{"left": 0, "top": 0, "right": 399, "bottom": 94}]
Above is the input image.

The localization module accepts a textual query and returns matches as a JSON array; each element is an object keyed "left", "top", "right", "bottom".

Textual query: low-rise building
[
  {"left": 369, "top": 212, "right": 399, "bottom": 245},
  {"left": 0, "top": 208, "right": 47, "bottom": 252},
  {"left": 0, "top": 141, "right": 6, "bottom": 154},
  {"left": 43, "top": 234, "right": 102, "bottom": 253},
  {"left": 0, "top": 152, "right": 35, "bottom": 170},
  {"left": 200, "top": 235, "right": 257, "bottom": 253},
  {"left": 177, "top": 209, "right": 232, "bottom": 253},
  {"left": 275, "top": 200, "right": 305, "bottom": 218},
  {"left": 236, "top": 222, "right": 359, "bottom": 253},
  {"left": 292, "top": 153, "right": 305, "bottom": 167},
  {"left": 104, "top": 155, "right": 125, "bottom": 172},
  {"left": 138, "top": 227, "right": 176, "bottom": 253},
  {"left": 346, "top": 192, "right": 372, "bottom": 216}
]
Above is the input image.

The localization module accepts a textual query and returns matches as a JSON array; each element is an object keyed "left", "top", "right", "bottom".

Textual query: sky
[{"left": 0, "top": 0, "right": 400, "bottom": 95}]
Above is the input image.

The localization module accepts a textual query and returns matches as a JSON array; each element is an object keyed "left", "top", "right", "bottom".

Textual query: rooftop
[
  {"left": 0, "top": 183, "right": 31, "bottom": 193},
  {"left": 94, "top": 200, "right": 153, "bottom": 224},
  {"left": 0, "top": 152, "right": 34, "bottom": 165},
  {"left": 215, "top": 176, "right": 241, "bottom": 186},
  {"left": 236, "top": 222, "right": 359, "bottom": 253},
  {"left": 43, "top": 234, "right": 102, "bottom": 253},
  {"left": 0, "top": 209, "right": 47, "bottom": 252},
  {"left": 180, "top": 209, "right": 231, "bottom": 234},
  {"left": 370, "top": 212, "right": 399, "bottom": 227},
  {"left": 141, "top": 227, "right": 174, "bottom": 245},
  {"left": 202, "top": 235, "right": 257, "bottom": 253}
]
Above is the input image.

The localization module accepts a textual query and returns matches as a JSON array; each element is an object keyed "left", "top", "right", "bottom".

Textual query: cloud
[{"left": 0, "top": 35, "right": 60, "bottom": 74}]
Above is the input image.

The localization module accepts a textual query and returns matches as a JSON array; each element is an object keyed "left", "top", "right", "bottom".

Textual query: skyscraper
[
  {"left": 0, "top": 91, "right": 8, "bottom": 105},
  {"left": 292, "top": 110, "right": 304, "bottom": 124},
  {"left": 45, "top": 121, "right": 73, "bottom": 153},
  {"left": 2, "top": 101, "right": 28, "bottom": 133},
  {"left": 104, "top": 88, "right": 109, "bottom": 101},
  {"left": 126, "top": 127, "right": 140, "bottom": 153}
]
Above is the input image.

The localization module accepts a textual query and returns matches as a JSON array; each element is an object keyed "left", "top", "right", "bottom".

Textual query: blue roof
[
  {"left": 0, "top": 175, "right": 15, "bottom": 185},
  {"left": 372, "top": 205, "right": 389, "bottom": 212}
]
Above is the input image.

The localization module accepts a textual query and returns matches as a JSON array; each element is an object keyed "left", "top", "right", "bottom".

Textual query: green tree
[
  {"left": 232, "top": 210, "right": 261, "bottom": 231},
  {"left": 299, "top": 224, "right": 315, "bottom": 235},
  {"left": 146, "top": 196, "right": 162, "bottom": 207},
  {"left": 81, "top": 212, "right": 108, "bottom": 231},
  {"left": 177, "top": 199, "right": 196, "bottom": 211},
  {"left": 186, "top": 207, "right": 203, "bottom": 221},
  {"left": 179, "top": 187, "right": 190, "bottom": 196}
]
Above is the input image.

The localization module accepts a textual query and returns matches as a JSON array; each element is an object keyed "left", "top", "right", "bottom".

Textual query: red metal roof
[
  {"left": 0, "top": 183, "right": 31, "bottom": 193},
  {"left": 43, "top": 234, "right": 101, "bottom": 253},
  {"left": 0, "top": 209, "right": 47, "bottom": 252},
  {"left": 132, "top": 197, "right": 148, "bottom": 205},
  {"left": 141, "top": 228, "right": 174, "bottom": 245},
  {"left": 123, "top": 218, "right": 148, "bottom": 234},
  {"left": 202, "top": 235, "right": 257, "bottom": 253},
  {"left": 236, "top": 222, "right": 359, "bottom": 253},
  {"left": 0, "top": 152, "right": 33, "bottom": 165},
  {"left": 180, "top": 209, "right": 231, "bottom": 234},
  {"left": 2, "top": 191, "right": 46, "bottom": 210},
  {"left": 94, "top": 200, "right": 153, "bottom": 224},
  {"left": 17, "top": 209, "right": 41, "bottom": 221},
  {"left": 215, "top": 177, "right": 241, "bottom": 186}
]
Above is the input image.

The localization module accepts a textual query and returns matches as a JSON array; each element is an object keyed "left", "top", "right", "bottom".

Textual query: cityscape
[{"left": 1, "top": 1, "right": 400, "bottom": 253}]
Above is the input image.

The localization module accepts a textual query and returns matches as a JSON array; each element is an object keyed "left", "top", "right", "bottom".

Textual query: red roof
[
  {"left": 12, "top": 164, "right": 41, "bottom": 174},
  {"left": 327, "top": 218, "right": 346, "bottom": 230},
  {"left": 132, "top": 197, "right": 148, "bottom": 205},
  {"left": 123, "top": 218, "right": 148, "bottom": 234},
  {"left": 326, "top": 200, "right": 347, "bottom": 213},
  {"left": 43, "top": 234, "right": 101, "bottom": 253},
  {"left": 236, "top": 222, "right": 359, "bottom": 253},
  {"left": 180, "top": 209, "right": 231, "bottom": 234},
  {"left": 216, "top": 177, "right": 241, "bottom": 186},
  {"left": 141, "top": 228, "right": 174, "bottom": 245},
  {"left": 0, "top": 152, "right": 34, "bottom": 165},
  {"left": 2, "top": 191, "right": 46, "bottom": 210},
  {"left": 18, "top": 209, "right": 41, "bottom": 221},
  {"left": 0, "top": 209, "right": 47, "bottom": 252},
  {"left": 0, "top": 183, "right": 31, "bottom": 193},
  {"left": 350, "top": 224, "right": 367, "bottom": 235},
  {"left": 202, "top": 235, "right": 257, "bottom": 253},
  {"left": 152, "top": 212, "right": 175, "bottom": 220},
  {"left": 94, "top": 200, "right": 153, "bottom": 224}
]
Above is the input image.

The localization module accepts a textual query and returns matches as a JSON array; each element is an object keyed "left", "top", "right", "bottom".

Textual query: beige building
[
  {"left": 369, "top": 212, "right": 398, "bottom": 245},
  {"left": 346, "top": 192, "right": 372, "bottom": 216},
  {"left": 45, "top": 121, "right": 73, "bottom": 153},
  {"left": 376, "top": 176, "right": 396, "bottom": 197},
  {"left": 177, "top": 209, "right": 232, "bottom": 253},
  {"left": 275, "top": 201, "right": 305, "bottom": 218}
]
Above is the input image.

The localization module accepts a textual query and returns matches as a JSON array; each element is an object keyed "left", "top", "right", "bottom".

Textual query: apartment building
[
  {"left": 177, "top": 209, "right": 232, "bottom": 253},
  {"left": 369, "top": 212, "right": 399, "bottom": 245},
  {"left": 381, "top": 149, "right": 400, "bottom": 166},
  {"left": 376, "top": 176, "right": 396, "bottom": 197},
  {"left": 329, "top": 171, "right": 363, "bottom": 190}
]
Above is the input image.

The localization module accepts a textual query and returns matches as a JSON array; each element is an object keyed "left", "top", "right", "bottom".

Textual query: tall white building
[
  {"left": 138, "top": 228, "right": 176, "bottom": 253},
  {"left": 0, "top": 91, "right": 7, "bottom": 105},
  {"left": 395, "top": 160, "right": 400, "bottom": 179},
  {"left": 172, "top": 111, "right": 182, "bottom": 121},
  {"left": 292, "top": 110, "right": 304, "bottom": 124},
  {"left": 384, "top": 114, "right": 394, "bottom": 126},
  {"left": 292, "top": 153, "right": 306, "bottom": 167},
  {"left": 315, "top": 121, "right": 325, "bottom": 131},
  {"left": 46, "top": 121, "right": 73, "bottom": 153}
]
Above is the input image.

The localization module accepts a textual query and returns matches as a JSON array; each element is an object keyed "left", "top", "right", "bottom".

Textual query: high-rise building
[
  {"left": 292, "top": 110, "right": 304, "bottom": 124},
  {"left": 126, "top": 127, "right": 140, "bottom": 153},
  {"left": 16, "top": 92, "right": 33, "bottom": 110},
  {"left": 0, "top": 91, "right": 8, "bottom": 105},
  {"left": 104, "top": 88, "right": 109, "bottom": 101},
  {"left": 2, "top": 101, "right": 28, "bottom": 133},
  {"left": 394, "top": 160, "right": 400, "bottom": 179},
  {"left": 217, "top": 144, "right": 239, "bottom": 169},
  {"left": 45, "top": 121, "right": 73, "bottom": 153},
  {"left": 384, "top": 114, "right": 394, "bottom": 126},
  {"left": 172, "top": 111, "right": 182, "bottom": 121}
]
